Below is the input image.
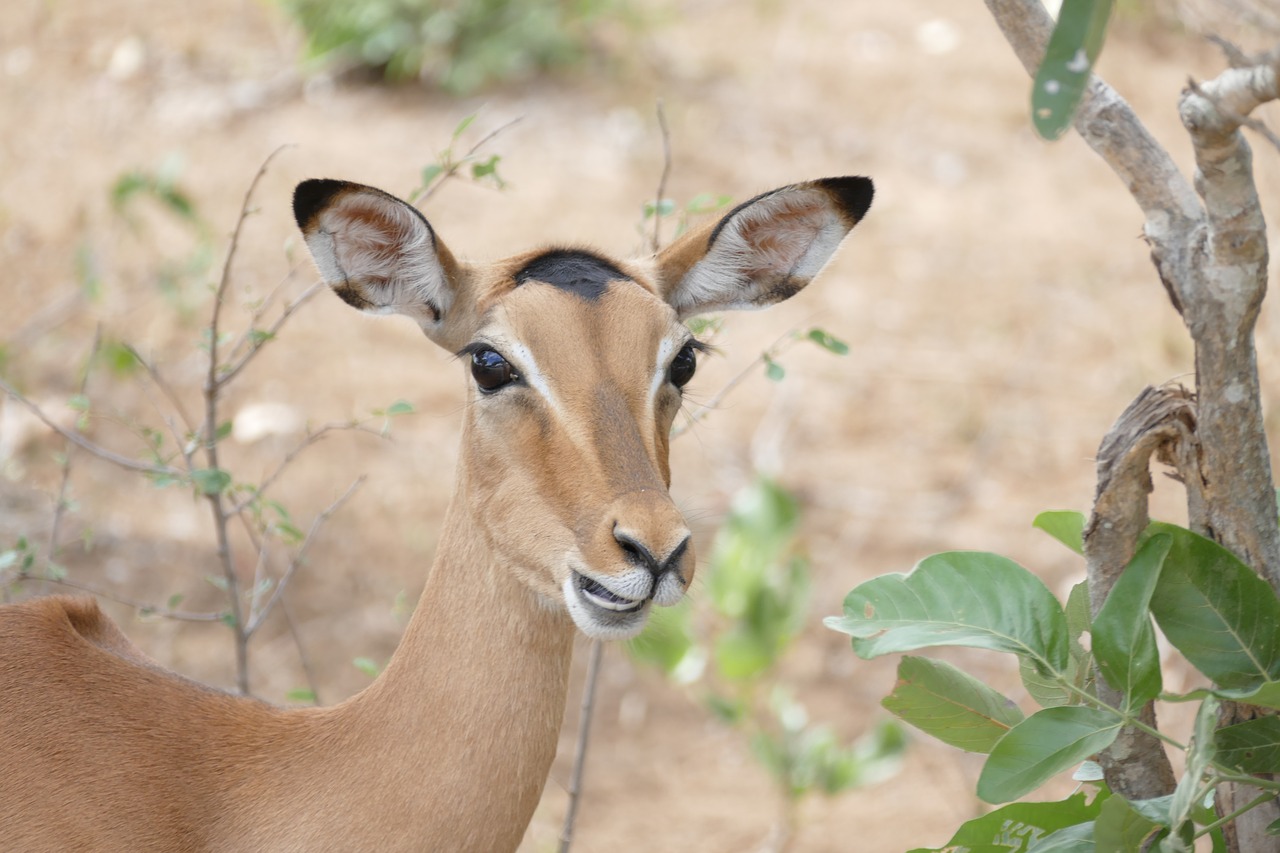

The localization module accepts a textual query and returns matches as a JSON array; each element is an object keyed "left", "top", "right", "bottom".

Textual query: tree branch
[{"left": 1082, "top": 385, "right": 1185, "bottom": 801}]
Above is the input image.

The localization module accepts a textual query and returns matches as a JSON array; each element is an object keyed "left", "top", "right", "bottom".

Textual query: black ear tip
[
  {"left": 816, "top": 176, "right": 874, "bottom": 223},
  {"left": 292, "top": 179, "right": 349, "bottom": 229}
]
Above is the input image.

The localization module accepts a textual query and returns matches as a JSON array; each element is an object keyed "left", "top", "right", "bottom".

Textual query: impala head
[{"left": 293, "top": 175, "right": 872, "bottom": 639}]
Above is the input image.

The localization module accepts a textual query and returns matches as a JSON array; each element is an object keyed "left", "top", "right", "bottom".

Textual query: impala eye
[
  {"left": 669, "top": 342, "right": 697, "bottom": 389},
  {"left": 471, "top": 349, "right": 518, "bottom": 392}
]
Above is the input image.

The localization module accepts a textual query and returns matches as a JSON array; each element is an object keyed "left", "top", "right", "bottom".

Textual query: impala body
[{"left": 0, "top": 174, "right": 872, "bottom": 851}]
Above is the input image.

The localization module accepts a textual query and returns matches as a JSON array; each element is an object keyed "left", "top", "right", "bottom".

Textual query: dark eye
[
  {"left": 669, "top": 342, "right": 697, "bottom": 389},
  {"left": 471, "top": 349, "right": 518, "bottom": 392}
]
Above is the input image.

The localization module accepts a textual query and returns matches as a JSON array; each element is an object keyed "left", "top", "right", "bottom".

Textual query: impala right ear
[
  {"left": 655, "top": 176, "right": 873, "bottom": 319},
  {"left": 293, "top": 179, "right": 469, "bottom": 348}
]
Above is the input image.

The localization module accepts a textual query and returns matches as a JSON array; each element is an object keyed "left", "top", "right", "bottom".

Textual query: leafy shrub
[{"left": 277, "top": 0, "right": 642, "bottom": 93}]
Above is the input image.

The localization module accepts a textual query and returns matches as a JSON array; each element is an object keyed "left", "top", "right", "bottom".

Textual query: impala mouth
[{"left": 574, "top": 572, "right": 646, "bottom": 613}]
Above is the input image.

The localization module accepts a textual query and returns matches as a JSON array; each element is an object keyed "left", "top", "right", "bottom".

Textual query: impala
[{"left": 0, "top": 172, "right": 872, "bottom": 851}]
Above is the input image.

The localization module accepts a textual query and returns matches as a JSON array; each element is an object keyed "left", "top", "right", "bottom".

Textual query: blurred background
[{"left": 2, "top": 1, "right": 1279, "bottom": 850}]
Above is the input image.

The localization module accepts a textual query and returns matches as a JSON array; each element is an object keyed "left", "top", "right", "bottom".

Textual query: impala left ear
[{"left": 655, "top": 176, "right": 873, "bottom": 319}]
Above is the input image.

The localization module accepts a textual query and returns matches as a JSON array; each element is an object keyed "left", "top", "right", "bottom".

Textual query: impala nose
[{"left": 613, "top": 527, "right": 691, "bottom": 583}]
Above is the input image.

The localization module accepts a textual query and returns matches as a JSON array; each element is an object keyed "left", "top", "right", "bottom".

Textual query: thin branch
[
  {"left": 15, "top": 570, "right": 225, "bottom": 622},
  {"left": 125, "top": 344, "right": 198, "bottom": 439},
  {"left": 215, "top": 280, "right": 323, "bottom": 392},
  {"left": 559, "top": 638, "right": 605, "bottom": 853},
  {"left": 671, "top": 328, "right": 800, "bottom": 439},
  {"left": 415, "top": 116, "right": 524, "bottom": 207},
  {"left": 0, "top": 377, "right": 180, "bottom": 477},
  {"left": 245, "top": 476, "right": 364, "bottom": 637},
  {"left": 223, "top": 264, "right": 305, "bottom": 367},
  {"left": 227, "top": 421, "right": 383, "bottom": 517},
  {"left": 46, "top": 329, "right": 103, "bottom": 573},
  {"left": 650, "top": 100, "right": 672, "bottom": 254},
  {"left": 280, "top": 594, "right": 323, "bottom": 706}
]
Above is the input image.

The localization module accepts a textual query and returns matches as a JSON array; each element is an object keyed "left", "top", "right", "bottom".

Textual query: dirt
[{"left": 3, "top": 1, "right": 1279, "bottom": 851}]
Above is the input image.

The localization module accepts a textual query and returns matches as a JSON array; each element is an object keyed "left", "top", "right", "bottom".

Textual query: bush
[{"left": 278, "top": 0, "right": 641, "bottom": 93}]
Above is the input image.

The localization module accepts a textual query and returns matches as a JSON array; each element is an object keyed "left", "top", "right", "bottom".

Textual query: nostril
[{"left": 613, "top": 528, "right": 660, "bottom": 575}]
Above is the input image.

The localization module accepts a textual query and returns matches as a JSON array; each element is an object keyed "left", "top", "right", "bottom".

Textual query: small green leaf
[
  {"left": 882, "top": 656, "right": 1024, "bottom": 753},
  {"left": 764, "top": 356, "right": 785, "bottom": 382},
  {"left": 470, "top": 154, "right": 504, "bottom": 187},
  {"left": 191, "top": 468, "right": 232, "bottom": 496},
  {"left": 214, "top": 421, "right": 233, "bottom": 442},
  {"left": 907, "top": 790, "right": 1109, "bottom": 853},
  {"left": 705, "top": 693, "right": 745, "bottom": 725},
  {"left": 286, "top": 688, "right": 317, "bottom": 704},
  {"left": 419, "top": 164, "right": 444, "bottom": 188},
  {"left": 1092, "top": 534, "right": 1169, "bottom": 710},
  {"left": 220, "top": 612, "right": 238, "bottom": 628},
  {"left": 628, "top": 598, "right": 696, "bottom": 676},
  {"left": 826, "top": 551, "right": 1070, "bottom": 675},
  {"left": 805, "top": 328, "right": 849, "bottom": 355},
  {"left": 167, "top": 593, "right": 185, "bottom": 610},
  {"left": 1267, "top": 816, "right": 1280, "bottom": 836},
  {"left": 247, "top": 328, "right": 276, "bottom": 345},
  {"left": 452, "top": 113, "right": 477, "bottom": 138},
  {"left": 1031, "top": 0, "right": 1114, "bottom": 140},
  {"left": 67, "top": 394, "right": 90, "bottom": 412},
  {"left": 385, "top": 399, "right": 415, "bottom": 417},
  {"left": 1031, "top": 823, "right": 1096, "bottom": 853},
  {"left": 977, "top": 705, "right": 1122, "bottom": 803},
  {"left": 1033, "top": 510, "right": 1086, "bottom": 555},
  {"left": 353, "top": 656, "right": 381, "bottom": 678}
]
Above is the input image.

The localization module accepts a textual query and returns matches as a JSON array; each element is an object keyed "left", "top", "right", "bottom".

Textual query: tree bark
[{"left": 983, "top": 2, "right": 1280, "bottom": 846}]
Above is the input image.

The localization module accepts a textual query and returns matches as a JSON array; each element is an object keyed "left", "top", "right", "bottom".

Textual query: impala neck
[{"left": 325, "top": 476, "right": 577, "bottom": 849}]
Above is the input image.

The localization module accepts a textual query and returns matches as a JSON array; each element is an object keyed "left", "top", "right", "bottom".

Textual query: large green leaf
[
  {"left": 1092, "top": 534, "right": 1169, "bottom": 711},
  {"left": 826, "top": 551, "right": 1069, "bottom": 674},
  {"left": 1148, "top": 523, "right": 1280, "bottom": 689},
  {"left": 882, "top": 656, "right": 1024, "bottom": 753},
  {"left": 907, "top": 790, "right": 1109, "bottom": 853},
  {"left": 1215, "top": 716, "right": 1280, "bottom": 775},
  {"left": 1034, "top": 510, "right": 1086, "bottom": 555},
  {"left": 1094, "top": 794, "right": 1160, "bottom": 852},
  {"left": 1031, "top": 0, "right": 1114, "bottom": 140},
  {"left": 978, "top": 705, "right": 1122, "bottom": 803}
]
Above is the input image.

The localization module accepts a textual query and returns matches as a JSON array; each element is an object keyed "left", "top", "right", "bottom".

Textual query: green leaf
[
  {"left": 1032, "top": 823, "right": 1095, "bottom": 853},
  {"left": 882, "top": 656, "right": 1024, "bottom": 753},
  {"left": 470, "top": 154, "right": 504, "bottom": 187},
  {"left": 191, "top": 468, "right": 232, "bottom": 496},
  {"left": 99, "top": 341, "right": 139, "bottom": 376},
  {"left": 385, "top": 399, "right": 415, "bottom": 417},
  {"left": 764, "top": 356, "right": 785, "bottom": 382},
  {"left": 907, "top": 790, "right": 1109, "bottom": 853},
  {"left": 826, "top": 551, "right": 1070, "bottom": 674},
  {"left": 286, "top": 688, "right": 317, "bottom": 704},
  {"left": 1034, "top": 510, "right": 1086, "bottom": 555},
  {"left": 353, "top": 656, "right": 381, "bottom": 678},
  {"left": 1268, "top": 817, "right": 1280, "bottom": 836},
  {"left": 629, "top": 598, "right": 697, "bottom": 677},
  {"left": 166, "top": 593, "right": 185, "bottom": 610},
  {"left": 1094, "top": 794, "right": 1160, "bottom": 852},
  {"left": 805, "top": 328, "right": 849, "bottom": 355},
  {"left": 1092, "top": 534, "right": 1169, "bottom": 711},
  {"left": 419, "top": 163, "right": 444, "bottom": 188},
  {"left": 214, "top": 421, "right": 233, "bottom": 442},
  {"left": 1147, "top": 523, "right": 1280, "bottom": 689},
  {"left": 1168, "top": 697, "right": 1218, "bottom": 836},
  {"left": 1214, "top": 715, "right": 1280, "bottom": 775},
  {"left": 247, "top": 328, "right": 276, "bottom": 345},
  {"left": 452, "top": 113, "right": 477, "bottom": 138},
  {"left": 67, "top": 394, "right": 91, "bottom": 412},
  {"left": 1031, "top": 0, "right": 1114, "bottom": 140},
  {"left": 714, "top": 628, "right": 774, "bottom": 681},
  {"left": 977, "top": 705, "right": 1122, "bottom": 803}
]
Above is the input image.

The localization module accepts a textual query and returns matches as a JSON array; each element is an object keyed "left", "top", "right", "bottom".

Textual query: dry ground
[{"left": 3, "top": 1, "right": 1280, "bottom": 851}]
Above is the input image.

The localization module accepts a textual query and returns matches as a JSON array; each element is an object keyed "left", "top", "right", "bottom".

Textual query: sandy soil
[{"left": 3, "top": 1, "right": 1279, "bottom": 851}]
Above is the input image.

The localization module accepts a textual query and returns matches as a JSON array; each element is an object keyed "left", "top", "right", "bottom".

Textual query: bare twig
[
  {"left": 204, "top": 148, "right": 291, "bottom": 694},
  {"left": 125, "top": 344, "right": 198, "bottom": 439},
  {"left": 0, "top": 377, "right": 180, "bottom": 477},
  {"left": 671, "top": 328, "right": 800, "bottom": 439},
  {"left": 650, "top": 101, "right": 672, "bottom": 255},
  {"left": 215, "top": 280, "right": 323, "bottom": 391},
  {"left": 46, "top": 329, "right": 103, "bottom": 574},
  {"left": 246, "top": 477, "right": 364, "bottom": 637},
  {"left": 415, "top": 116, "right": 524, "bottom": 207},
  {"left": 15, "top": 570, "right": 225, "bottom": 622},
  {"left": 558, "top": 638, "right": 605, "bottom": 853},
  {"left": 280, "top": 594, "right": 322, "bottom": 705},
  {"left": 227, "top": 421, "right": 383, "bottom": 517}
]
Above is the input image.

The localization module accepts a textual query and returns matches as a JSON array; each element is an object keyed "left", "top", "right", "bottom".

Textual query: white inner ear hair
[{"left": 317, "top": 193, "right": 451, "bottom": 324}]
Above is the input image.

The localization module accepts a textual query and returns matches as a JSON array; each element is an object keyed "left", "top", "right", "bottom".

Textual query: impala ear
[
  {"left": 655, "top": 177, "right": 873, "bottom": 319},
  {"left": 293, "top": 179, "right": 470, "bottom": 348}
]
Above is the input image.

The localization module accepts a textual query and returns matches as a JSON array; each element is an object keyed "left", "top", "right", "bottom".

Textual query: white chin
[{"left": 562, "top": 576, "right": 651, "bottom": 640}]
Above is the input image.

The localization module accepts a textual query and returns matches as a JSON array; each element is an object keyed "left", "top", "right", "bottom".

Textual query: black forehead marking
[{"left": 513, "top": 249, "right": 630, "bottom": 301}]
